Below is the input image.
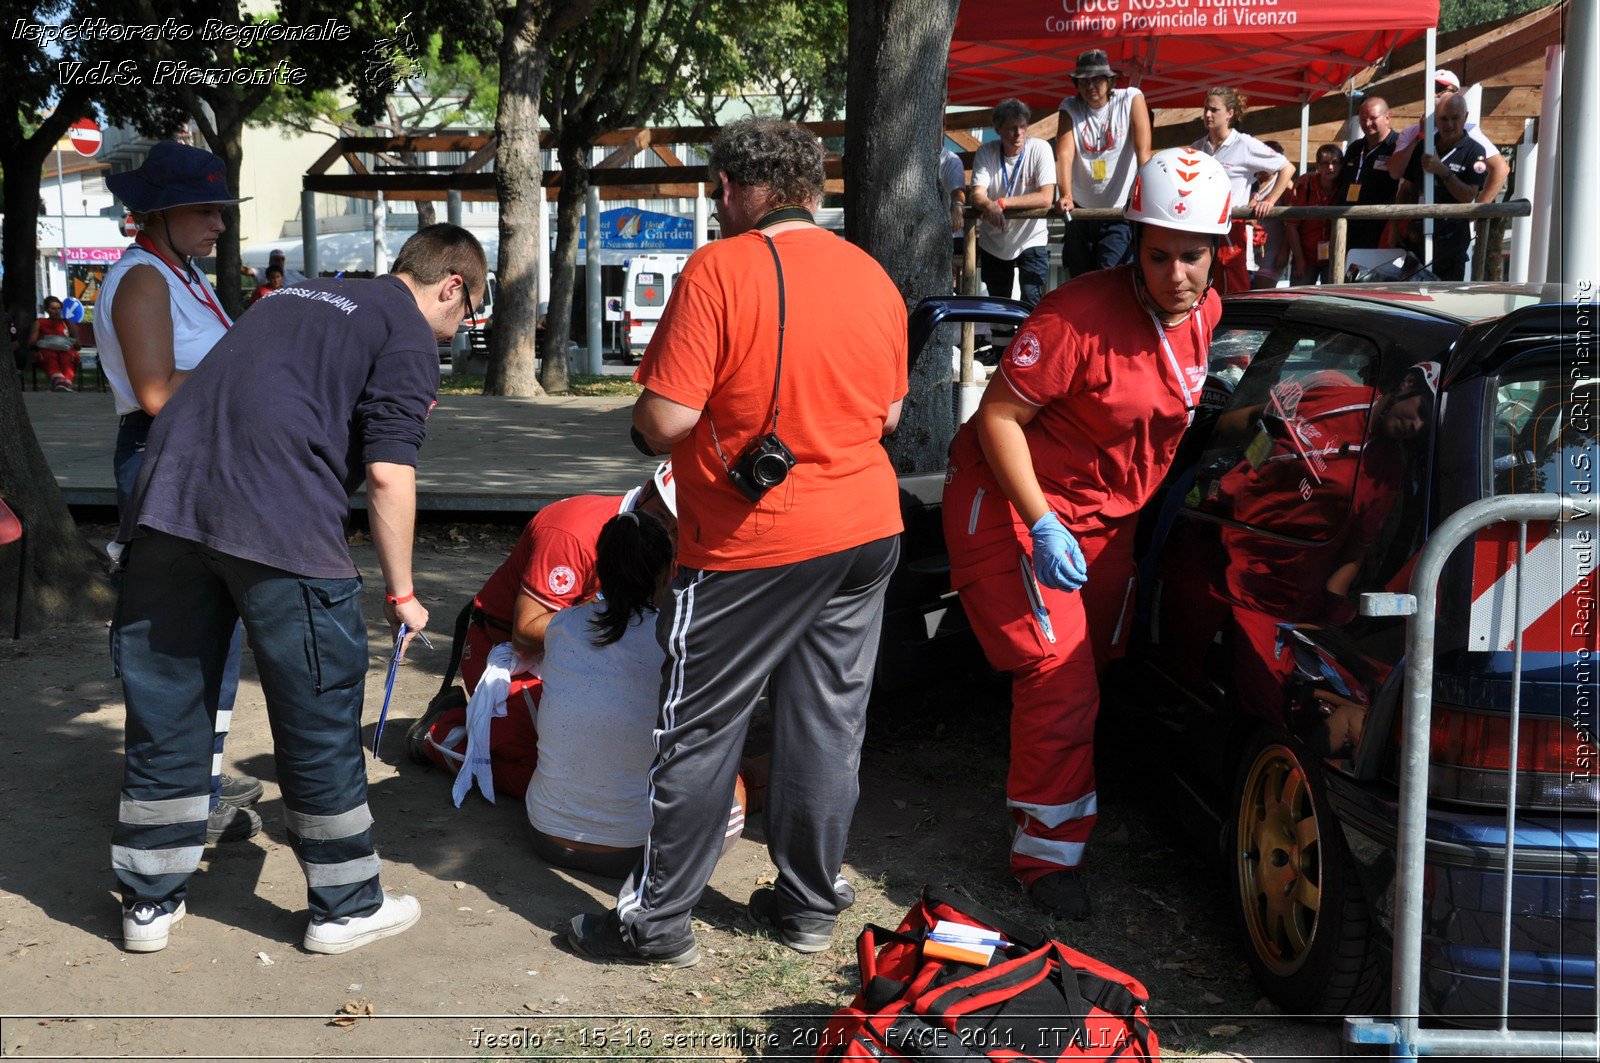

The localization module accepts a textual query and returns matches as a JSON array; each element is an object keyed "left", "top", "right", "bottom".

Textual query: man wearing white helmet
[{"left": 942, "top": 148, "right": 1231, "bottom": 920}]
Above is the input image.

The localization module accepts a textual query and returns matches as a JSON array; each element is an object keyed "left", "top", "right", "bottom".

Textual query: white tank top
[
  {"left": 1060, "top": 87, "right": 1143, "bottom": 209},
  {"left": 97, "top": 244, "right": 231, "bottom": 416}
]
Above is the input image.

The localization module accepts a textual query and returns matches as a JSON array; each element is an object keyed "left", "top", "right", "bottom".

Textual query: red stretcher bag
[{"left": 820, "top": 885, "right": 1159, "bottom": 1063}]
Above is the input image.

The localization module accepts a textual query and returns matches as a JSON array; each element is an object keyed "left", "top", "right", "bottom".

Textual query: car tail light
[{"left": 1400, "top": 703, "right": 1599, "bottom": 811}]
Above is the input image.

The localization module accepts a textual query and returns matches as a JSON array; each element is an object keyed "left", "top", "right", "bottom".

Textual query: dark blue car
[{"left": 898, "top": 284, "right": 1596, "bottom": 1026}]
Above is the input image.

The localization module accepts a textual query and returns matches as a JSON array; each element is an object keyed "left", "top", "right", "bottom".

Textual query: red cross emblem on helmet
[{"left": 1171, "top": 199, "right": 1189, "bottom": 217}]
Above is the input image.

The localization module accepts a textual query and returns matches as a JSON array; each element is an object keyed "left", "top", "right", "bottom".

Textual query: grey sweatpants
[{"left": 615, "top": 535, "right": 899, "bottom": 952}]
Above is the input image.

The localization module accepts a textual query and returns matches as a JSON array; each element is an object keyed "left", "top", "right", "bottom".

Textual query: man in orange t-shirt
[{"left": 567, "top": 117, "right": 907, "bottom": 967}]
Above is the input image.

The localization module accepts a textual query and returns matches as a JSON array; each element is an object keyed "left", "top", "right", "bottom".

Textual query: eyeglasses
[
  {"left": 708, "top": 182, "right": 724, "bottom": 203},
  {"left": 456, "top": 274, "right": 476, "bottom": 323}
]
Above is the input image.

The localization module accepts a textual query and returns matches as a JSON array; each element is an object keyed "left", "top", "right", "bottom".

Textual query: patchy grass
[{"left": 434, "top": 373, "right": 641, "bottom": 398}]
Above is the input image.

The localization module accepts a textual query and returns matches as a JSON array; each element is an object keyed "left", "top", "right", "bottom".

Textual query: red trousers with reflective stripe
[{"left": 944, "top": 471, "right": 1138, "bottom": 884}]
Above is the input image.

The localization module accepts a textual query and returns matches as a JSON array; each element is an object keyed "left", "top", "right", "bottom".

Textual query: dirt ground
[{"left": 0, "top": 521, "right": 1345, "bottom": 1062}]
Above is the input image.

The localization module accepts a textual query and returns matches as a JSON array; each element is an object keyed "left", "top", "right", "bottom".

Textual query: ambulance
[{"left": 623, "top": 253, "right": 687, "bottom": 361}]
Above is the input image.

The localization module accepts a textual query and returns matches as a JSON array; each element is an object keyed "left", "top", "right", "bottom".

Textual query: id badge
[
  {"left": 1345, "top": 183, "right": 1361, "bottom": 203},
  {"left": 1091, "top": 158, "right": 1108, "bottom": 182},
  {"left": 1317, "top": 240, "right": 1330, "bottom": 261},
  {"left": 1244, "top": 427, "right": 1274, "bottom": 471}
]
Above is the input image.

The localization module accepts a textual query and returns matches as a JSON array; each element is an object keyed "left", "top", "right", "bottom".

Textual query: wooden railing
[{"left": 955, "top": 200, "right": 1533, "bottom": 385}]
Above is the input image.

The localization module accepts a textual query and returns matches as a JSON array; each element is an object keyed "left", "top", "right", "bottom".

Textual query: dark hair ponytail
[{"left": 589, "top": 510, "right": 674, "bottom": 647}]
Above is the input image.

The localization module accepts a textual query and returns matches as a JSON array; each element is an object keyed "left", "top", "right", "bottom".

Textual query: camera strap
[
  {"left": 709, "top": 227, "right": 792, "bottom": 471},
  {"left": 760, "top": 233, "right": 786, "bottom": 434}
]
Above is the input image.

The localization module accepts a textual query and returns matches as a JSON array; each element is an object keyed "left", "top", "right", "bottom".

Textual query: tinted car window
[
  {"left": 1186, "top": 326, "right": 1384, "bottom": 541},
  {"left": 1492, "top": 362, "right": 1598, "bottom": 496},
  {"left": 633, "top": 273, "right": 666, "bottom": 307}
]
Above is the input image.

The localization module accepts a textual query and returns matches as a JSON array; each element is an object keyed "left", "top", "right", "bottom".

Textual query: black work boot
[
  {"left": 566, "top": 910, "right": 700, "bottom": 968},
  {"left": 747, "top": 888, "right": 836, "bottom": 953},
  {"left": 1027, "top": 870, "right": 1091, "bottom": 921}
]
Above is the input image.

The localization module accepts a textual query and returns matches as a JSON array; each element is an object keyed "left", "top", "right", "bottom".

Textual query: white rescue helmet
[
  {"left": 1124, "top": 148, "right": 1233, "bottom": 235},
  {"left": 652, "top": 460, "right": 677, "bottom": 516}
]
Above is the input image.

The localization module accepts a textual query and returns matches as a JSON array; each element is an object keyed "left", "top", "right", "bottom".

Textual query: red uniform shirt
[
  {"left": 950, "top": 266, "right": 1220, "bottom": 532},
  {"left": 472, "top": 492, "right": 632, "bottom": 628},
  {"left": 1288, "top": 173, "right": 1339, "bottom": 265}
]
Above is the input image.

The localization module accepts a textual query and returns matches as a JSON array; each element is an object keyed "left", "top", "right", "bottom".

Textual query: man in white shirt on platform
[
  {"left": 970, "top": 99, "right": 1057, "bottom": 309},
  {"left": 1054, "top": 50, "right": 1151, "bottom": 278}
]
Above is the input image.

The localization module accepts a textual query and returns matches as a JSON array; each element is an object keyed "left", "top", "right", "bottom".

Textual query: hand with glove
[{"left": 1029, "top": 512, "right": 1088, "bottom": 592}]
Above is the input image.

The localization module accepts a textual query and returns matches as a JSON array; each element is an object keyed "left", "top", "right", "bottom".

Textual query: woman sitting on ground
[{"left": 525, "top": 509, "right": 754, "bottom": 878}]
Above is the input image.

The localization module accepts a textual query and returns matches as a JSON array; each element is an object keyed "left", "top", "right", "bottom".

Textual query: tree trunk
[
  {"left": 485, "top": 9, "right": 552, "bottom": 397},
  {"left": 213, "top": 121, "right": 247, "bottom": 319},
  {"left": 540, "top": 140, "right": 589, "bottom": 395},
  {"left": 0, "top": 368, "right": 114, "bottom": 629},
  {"left": 845, "top": 0, "right": 961, "bottom": 475},
  {"left": 1, "top": 92, "right": 88, "bottom": 351}
]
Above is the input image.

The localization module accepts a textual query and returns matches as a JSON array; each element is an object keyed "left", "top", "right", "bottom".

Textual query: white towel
[{"left": 452, "top": 641, "right": 536, "bottom": 806}]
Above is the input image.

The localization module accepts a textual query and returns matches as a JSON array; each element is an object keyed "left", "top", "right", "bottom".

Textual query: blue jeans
[
  {"left": 111, "top": 531, "right": 383, "bottom": 919},
  {"left": 979, "top": 246, "right": 1050, "bottom": 309},
  {"left": 115, "top": 412, "right": 241, "bottom": 810},
  {"left": 1061, "top": 218, "right": 1132, "bottom": 278}
]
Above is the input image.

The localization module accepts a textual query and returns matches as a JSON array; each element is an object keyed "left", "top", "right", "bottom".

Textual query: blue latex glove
[{"left": 1029, "top": 512, "right": 1088, "bottom": 592}]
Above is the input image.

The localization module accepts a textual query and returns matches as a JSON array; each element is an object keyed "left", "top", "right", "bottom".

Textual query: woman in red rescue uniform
[{"left": 942, "top": 149, "right": 1234, "bottom": 920}]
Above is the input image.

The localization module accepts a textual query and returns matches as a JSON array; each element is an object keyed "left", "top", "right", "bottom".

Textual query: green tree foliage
[
  {"left": 681, "top": 0, "right": 847, "bottom": 124},
  {"left": 256, "top": 29, "right": 500, "bottom": 226},
  {"left": 534, "top": 0, "right": 721, "bottom": 392},
  {"left": 1438, "top": 0, "right": 1555, "bottom": 32}
]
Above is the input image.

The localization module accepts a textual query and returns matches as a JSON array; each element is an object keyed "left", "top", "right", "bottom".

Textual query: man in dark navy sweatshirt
[{"left": 111, "top": 224, "right": 486, "bottom": 955}]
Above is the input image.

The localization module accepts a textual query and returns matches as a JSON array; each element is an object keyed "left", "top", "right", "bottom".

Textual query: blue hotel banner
[{"left": 578, "top": 207, "right": 695, "bottom": 252}]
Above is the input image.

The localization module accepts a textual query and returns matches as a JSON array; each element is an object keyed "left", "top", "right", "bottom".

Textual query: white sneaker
[
  {"left": 123, "top": 901, "right": 186, "bottom": 953},
  {"left": 303, "top": 892, "right": 420, "bottom": 954}
]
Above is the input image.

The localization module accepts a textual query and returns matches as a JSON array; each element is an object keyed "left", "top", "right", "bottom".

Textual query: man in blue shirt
[{"left": 112, "top": 224, "right": 485, "bottom": 955}]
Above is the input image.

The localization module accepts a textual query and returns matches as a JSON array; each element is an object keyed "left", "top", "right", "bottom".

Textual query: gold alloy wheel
[{"left": 1237, "top": 743, "right": 1324, "bottom": 977}]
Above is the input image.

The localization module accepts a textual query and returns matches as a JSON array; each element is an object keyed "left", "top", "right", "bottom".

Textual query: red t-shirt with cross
[
  {"left": 950, "top": 265, "right": 1220, "bottom": 532},
  {"left": 472, "top": 492, "right": 631, "bottom": 631}
]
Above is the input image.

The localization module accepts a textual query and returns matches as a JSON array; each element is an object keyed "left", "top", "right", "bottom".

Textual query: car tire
[{"left": 1228, "top": 728, "right": 1384, "bottom": 1017}]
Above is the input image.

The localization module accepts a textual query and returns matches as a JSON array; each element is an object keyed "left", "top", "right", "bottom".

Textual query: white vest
[
  {"left": 97, "top": 245, "right": 231, "bottom": 416},
  {"left": 1060, "top": 88, "right": 1143, "bottom": 208}
]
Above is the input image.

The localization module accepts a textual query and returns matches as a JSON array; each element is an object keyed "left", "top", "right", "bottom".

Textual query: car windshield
[{"left": 1492, "top": 365, "right": 1598, "bottom": 496}]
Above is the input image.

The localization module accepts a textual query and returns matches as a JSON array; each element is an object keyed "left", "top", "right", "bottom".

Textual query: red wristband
[
  {"left": 996, "top": 197, "right": 1007, "bottom": 211},
  {"left": 385, "top": 591, "right": 415, "bottom": 606}
]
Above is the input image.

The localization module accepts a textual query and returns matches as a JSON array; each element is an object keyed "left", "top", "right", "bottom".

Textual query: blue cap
[{"left": 106, "top": 140, "right": 249, "bottom": 213}]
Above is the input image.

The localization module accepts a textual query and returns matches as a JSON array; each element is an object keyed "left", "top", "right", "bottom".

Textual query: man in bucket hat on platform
[{"left": 1054, "top": 49, "right": 1151, "bottom": 278}]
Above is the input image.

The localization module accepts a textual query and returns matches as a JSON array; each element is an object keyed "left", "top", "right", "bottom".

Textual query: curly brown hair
[{"left": 707, "top": 117, "right": 825, "bottom": 207}]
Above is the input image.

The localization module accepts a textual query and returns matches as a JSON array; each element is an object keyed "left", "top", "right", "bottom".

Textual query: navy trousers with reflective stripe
[
  {"left": 615, "top": 535, "right": 898, "bottom": 952},
  {"left": 112, "top": 531, "right": 383, "bottom": 920}
]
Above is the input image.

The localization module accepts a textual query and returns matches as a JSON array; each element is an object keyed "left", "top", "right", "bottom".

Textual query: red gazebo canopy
[{"left": 950, "top": 0, "right": 1441, "bottom": 110}]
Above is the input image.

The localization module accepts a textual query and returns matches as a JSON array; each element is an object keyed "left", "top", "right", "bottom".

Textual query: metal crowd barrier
[{"left": 1346, "top": 493, "right": 1598, "bottom": 1061}]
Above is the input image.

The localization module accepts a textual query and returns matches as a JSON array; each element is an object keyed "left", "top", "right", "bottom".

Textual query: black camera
[{"left": 727, "top": 432, "right": 796, "bottom": 502}]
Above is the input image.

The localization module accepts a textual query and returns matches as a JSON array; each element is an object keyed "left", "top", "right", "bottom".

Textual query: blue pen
[{"left": 1019, "top": 555, "right": 1057, "bottom": 644}]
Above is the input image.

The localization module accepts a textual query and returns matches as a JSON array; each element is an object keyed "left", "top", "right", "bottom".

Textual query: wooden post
[
  {"left": 961, "top": 217, "right": 978, "bottom": 385},
  {"left": 1329, "top": 217, "right": 1348, "bottom": 285},
  {"left": 1471, "top": 222, "right": 1490, "bottom": 280}
]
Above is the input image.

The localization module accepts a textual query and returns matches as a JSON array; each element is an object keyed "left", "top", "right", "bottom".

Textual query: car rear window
[
  {"left": 1492, "top": 363, "right": 1598, "bottom": 496},
  {"left": 633, "top": 273, "right": 666, "bottom": 307},
  {"left": 1185, "top": 326, "right": 1388, "bottom": 542}
]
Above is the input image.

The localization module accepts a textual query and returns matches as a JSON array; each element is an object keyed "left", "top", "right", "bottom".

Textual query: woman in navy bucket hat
[{"left": 100, "top": 141, "right": 264, "bottom": 852}]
